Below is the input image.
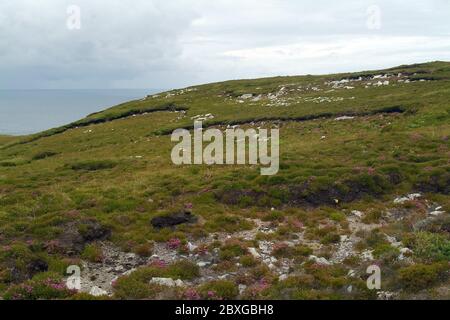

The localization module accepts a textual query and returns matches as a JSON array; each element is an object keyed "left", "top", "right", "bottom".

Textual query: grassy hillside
[{"left": 0, "top": 61, "right": 448, "bottom": 300}]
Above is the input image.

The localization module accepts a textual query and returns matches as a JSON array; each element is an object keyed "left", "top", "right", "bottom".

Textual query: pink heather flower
[
  {"left": 185, "top": 203, "right": 193, "bottom": 209},
  {"left": 246, "top": 279, "right": 270, "bottom": 298},
  {"left": 167, "top": 238, "right": 182, "bottom": 250},
  {"left": 184, "top": 288, "right": 200, "bottom": 300},
  {"left": 258, "top": 279, "right": 269, "bottom": 290}
]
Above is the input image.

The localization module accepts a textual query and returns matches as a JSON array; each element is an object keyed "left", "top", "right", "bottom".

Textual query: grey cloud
[{"left": 0, "top": 0, "right": 449, "bottom": 89}]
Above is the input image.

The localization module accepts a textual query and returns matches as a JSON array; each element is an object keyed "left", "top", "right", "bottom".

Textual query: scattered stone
[
  {"left": 394, "top": 193, "right": 422, "bottom": 204},
  {"left": 188, "top": 242, "right": 198, "bottom": 252},
  {"left": 248, "top": 247, "right": 261, "bottom": 259},
  {"left": 335, "top": 116, "right": 355, "bottom": 121},
  {"left": 331, "top": 236, "right": 356, "bottom": 264},
  {"left": 239, "top": 284, "right": 247, "bottom": 295},
  {"left": 398, "top": 248, "right": 413, "bottom": 261},
  {"left": 150, "top": 277, "right": 184, "bottom": 287},
  {"left": 197, "top": 261, "right": 210, "bottom": 268},
  {"left": 429, "top": 210, "right": 445, "bottom": 216},
  {"left": 309, "top": 255, "right": 332, "bottom": 266},
  {"left": 114, "top": 265, "right": 125, "bottom": 273},
  {"left": 279, "top": 274, "right": 288, "bottom": 281},
  {"left": 385, "top": 234, "right": 402, "bottom": 248},
  {"left": 360, "top": 250, "right": 374, "bottom": 261},
  {"left": 351, "top": 210, "right": 364, "bottom": 218},
  {"left": 89, "top": 286, "right": 108, "bottom": 297},
  {"left": 377, "top": 291, "right": 397, "bottom": 300}
]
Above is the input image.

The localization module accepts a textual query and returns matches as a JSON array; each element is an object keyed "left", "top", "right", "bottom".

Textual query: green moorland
[{"left": 0, "top": 61, "right": 449, "bottom": 300}]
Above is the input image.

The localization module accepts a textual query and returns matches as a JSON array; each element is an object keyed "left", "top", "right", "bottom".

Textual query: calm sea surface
[{"left": 0, "top": 89, "right": 162, "bottom": 135}]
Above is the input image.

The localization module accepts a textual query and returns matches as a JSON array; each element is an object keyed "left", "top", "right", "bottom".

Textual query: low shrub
[
  {"left": 398, "top": 262, "right": 448, "bottom": 292},
  {"left": 81, "top": 244, "right": 104, "bottom": 263},
  {"left": 133, "top": 243, "right": 154, "bottom": 257},
  {"left": 240, "top": 255, "right": 258, "bottom": 267},
  {"left": 219, "top": 240, "right": 247, "bottom": 260},
  {"left": 3, "top": 273, "right": 75, "bottom": 300},
  {"left": 413, "top": 232, "right": 450, "bottom": 262},
  {"left": 198, "top": 280, "right": 239, "bottom": 300}
]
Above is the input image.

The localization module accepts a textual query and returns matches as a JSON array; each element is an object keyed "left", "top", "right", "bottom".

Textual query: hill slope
[{"left": 0, "top": 62, "right": 449, "bottom": 300}]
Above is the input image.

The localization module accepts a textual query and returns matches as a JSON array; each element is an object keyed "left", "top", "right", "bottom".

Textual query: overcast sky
[{"left": 1, "top": 0, "right": 449, "bottom": 89}]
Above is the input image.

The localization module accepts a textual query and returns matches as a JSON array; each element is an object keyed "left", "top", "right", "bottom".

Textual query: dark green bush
[
  {"left": 32, "top": 151, "right": 58, "bottom": 160},
  {"left": 69, "top": 160, "right": 117, "bottom": 171},
  {"left": 413, "top": 232, "right": 450, "bottom": 262},
  {"left": 398, "top": 262, "right": 448, "bottom": 292}
]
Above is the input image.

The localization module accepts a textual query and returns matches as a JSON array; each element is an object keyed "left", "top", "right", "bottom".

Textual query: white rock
[
  {"left": 89, "top": 286, "right": 108, "bottom": 297},
  {"left": 360, "top": 250, "right": 374, "bottom": 261},
  {"left": 197, "top": 261, "right": 210, "bottom": 268},
  {"left": 188, "top": 242, "right": 198, "bottom": 252},
  {"left": 125, "top": 253, "right": 137, "bottom": 260},
  {"left": 279, "top": 274, "right": 288, "bottom": 281},
  {"left": 248, "top": 247, "right": 261, "bottom": 259},
  {"left": 377, "top": 291, "right": 396, "bottom": 300},
  {"left": 239, "top": 284, "right": 247, "bottom": 294},
  {"left": 175, "top": 279, "right": 185, "bottom": 287},
  {"left": 309, "top": 255, "right": 332, "bottom": 266},
  {"left": 351, "top": 210, "right": 364, "bottom": 218},
  {"left": 114, "top": 265, "right": 125, "bottom": 272},
  {"left": 394, "top": 193, "right": 422, "bottom": 204},
  {"left": 398, "top": 247, "right": 413, "bottom": 260},
  {"left": 150, "top": 277, "right": 184, "bottom": 287},
  {"left": 385, "top": 234, "right": 402, "bottom": 248},
  {"left": 335, "top": 116, "right": 355, "bottom": 121},
  {"left": 429, "top": 210, "right": 445, "bottom": 216}
]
